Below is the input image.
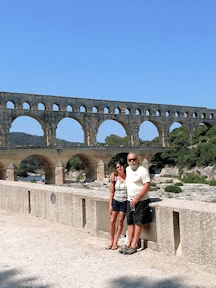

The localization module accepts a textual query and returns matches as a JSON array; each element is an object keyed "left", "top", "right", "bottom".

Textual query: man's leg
[
  {"left": 127, "top": 224, "right": 135, "bottom": 247},
  {"left": 131, "top": 224, "right": 142, "bottom": 248}
]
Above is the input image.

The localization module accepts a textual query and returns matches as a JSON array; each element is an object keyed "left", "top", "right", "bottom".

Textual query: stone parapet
[{"left": 0, "top": 180, "right": 215, "bottom": 268}]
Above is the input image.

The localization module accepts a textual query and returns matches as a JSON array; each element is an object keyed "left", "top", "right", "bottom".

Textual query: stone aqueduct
[{"left": 0, "top": 91, "right": 216, "bottom": 184}]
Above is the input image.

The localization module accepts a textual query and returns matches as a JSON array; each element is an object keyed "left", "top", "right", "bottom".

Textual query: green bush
[
  {"left": 208, "top": 180, "right": 216, "bottom": 186},
  {"left": 164, "top": 185, "right": 182, "bottom": 193},
  {"left": 174, "top": 182, "right": 183, "bottom": 186},
  {"left": 150, "top": 182, "right": 157, "bottom": 186},
  {"left": 30, "top": 179, "right": 37, "bottom": 183},
  {"left": 76, "top": 173, "right": 85, "bottom": 183},
  {"left": 17, "top": 164, "right": 28, "bottom": 177},
  {"left": 149, "top": 186, "right": 158, "bottom": 191},
  {"left": 182, "top": 173, "right": 207, "bottom": 184},
  {"left": 84, "top": 184, "right": 90, "bottom": 189},
  {"left": 66, "top": 156, "right": 84, "bottom": 172},
  {"left": 164, "top": 179, "right": 173, "bottom": 183},
  {"left": 160, "top": 174, "right": 178, "bottom": 178}
]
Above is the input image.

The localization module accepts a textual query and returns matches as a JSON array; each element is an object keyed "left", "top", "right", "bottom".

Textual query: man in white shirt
[{"left": 120, "top": 152, "right": 151, "bottom": 255}]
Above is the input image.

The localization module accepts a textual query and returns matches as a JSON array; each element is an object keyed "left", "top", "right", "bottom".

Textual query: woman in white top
[{"left": 106, "top": 160, "right": 127, "bottom": 250}]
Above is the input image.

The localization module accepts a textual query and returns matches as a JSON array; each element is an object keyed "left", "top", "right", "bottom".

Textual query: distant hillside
[{"left": 8, "top": 132, "right": 82, "bottom": 147}]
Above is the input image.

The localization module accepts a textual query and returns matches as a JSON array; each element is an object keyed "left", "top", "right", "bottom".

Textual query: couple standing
[{"left": 107, "top": 152, "right": 151, "bottom": 255}]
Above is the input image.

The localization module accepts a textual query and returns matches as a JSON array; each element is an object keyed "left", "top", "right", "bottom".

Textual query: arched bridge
[
  {"left": 1, "top": 92, "right": 216, "bottom": 148},
  {"left": 0, "top": 91, "right": 216, "bottom": 184},
  {"left": 0, "top": 146, "right": 164, "bottom": 184}
]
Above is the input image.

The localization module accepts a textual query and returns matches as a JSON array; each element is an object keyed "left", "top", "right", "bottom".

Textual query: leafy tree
[
  {"left": 17, "top": 163, "right": 28, "bottom": 177},
  {"left": 140, "top": 137, "right": 160, "bottom": 147},
  {"left": 66, "top": 157, "right": 84, "bottom": 171},
  {"left": 18, "top": 156, "right": 42, "bottom": 176},
  {"left": 104, "top": 134, "right": 129, "bottom": 146},
  {"left": 206, "top": 125, "right": 216, "bottom": 136}
]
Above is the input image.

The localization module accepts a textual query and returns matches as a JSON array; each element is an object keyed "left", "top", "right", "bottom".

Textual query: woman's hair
[{"left": 113, "top": 159, "right": 126, "bottom": 175}]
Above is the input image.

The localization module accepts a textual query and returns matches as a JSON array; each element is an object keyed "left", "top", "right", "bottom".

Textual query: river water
[{"left": 17, "top": 176, "right": 44, "bottom": 182}]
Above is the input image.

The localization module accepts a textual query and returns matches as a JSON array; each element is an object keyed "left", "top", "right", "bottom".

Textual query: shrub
[
  {"left": 149, "top": 186, "right": 158, "bottom": 191},
  {"left": 151, "top": 182, "right": 157, "bottom": 186},
  {"left": 160, "top": 174, "right": 178, "bottom": 178},
  {"left": 84, "top": 184, "right": 90, "bottom": 189},
  {"left": 164, "top": 179, "right": 173, "bottom": 183},
  {"left": 17, "top": 164, "right": 28, "bottom": 177},
  {"left": 164, "top": 185, "right": 182, "bottom": 193},
  {"left": 208, "top": 180, "right": 216, "bottom": 186},
  {"left": 182, "top": 173, "right": 207, "bottom": 184},
  {"left": 30, "top": 179, "right": 37, "bottom": 183},
  {"left": 174, "top": 182, "right": 183, "bottom": 186}
]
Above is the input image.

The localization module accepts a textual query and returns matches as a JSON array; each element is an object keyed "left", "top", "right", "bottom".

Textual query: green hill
[{"left": 8, "top": 132, "right": 82, "bottom": 147}]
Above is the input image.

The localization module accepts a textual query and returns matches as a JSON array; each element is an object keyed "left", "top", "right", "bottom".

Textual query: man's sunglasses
[{"left": 128, "top": 158, "right": 137, "bottom": 162}]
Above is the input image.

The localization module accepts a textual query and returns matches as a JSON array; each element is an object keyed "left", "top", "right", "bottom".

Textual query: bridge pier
[
  {"left": 44, "top": 166, "right": 55, "bottom": 184},
  {"left": 97, "top": 160, "right": 105, "bottom": 180},
  {"left": 0, "top": 166, "right": 6, "bottom": 180},
  {"left": 6, "top": 163, "right": 17, "bottom": 181},
  {"left": 45, "top": 123, "right": 57, "bottom": 146},
  {"left": 0, "top": 123, "right": 10, "bottom": 147},
  {"left": 159, "top": 125, "right": 170, "bottom": 147},
  {"left": 55, "top": 162, "right": 65, "bottom": 185},
  {"left": 129, "top": 124, "right": 140, "bottom": 146}
]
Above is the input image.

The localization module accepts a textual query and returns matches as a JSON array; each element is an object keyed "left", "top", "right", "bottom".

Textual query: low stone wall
[{"left": 0, "top": 180, "right": 215, "bottom": 268}]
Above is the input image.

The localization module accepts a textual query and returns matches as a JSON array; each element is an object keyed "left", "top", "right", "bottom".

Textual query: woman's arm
[{"left": 109, "top": 173, "right": 115, "bottom": 215}]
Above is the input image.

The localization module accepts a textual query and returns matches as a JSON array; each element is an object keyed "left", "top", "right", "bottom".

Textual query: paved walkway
[{"left": 0, "top": 210, "right": 216, "bottom": 288}]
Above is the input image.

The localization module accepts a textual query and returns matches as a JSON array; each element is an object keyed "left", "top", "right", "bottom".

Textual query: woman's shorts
[
  {"left": 127, "top": 199, "right": 151, "bottom": 225},
  {"left": 112, "top": 199, "right": 127, "bottom": 213}
]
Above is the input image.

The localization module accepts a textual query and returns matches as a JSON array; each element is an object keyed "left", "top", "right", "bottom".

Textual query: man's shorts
[
  {"left": 127, "top": 199, "right": 151, "bottom": 225},
  {"left": 112, "top": 199, "right": 127, "bottom": 213}
]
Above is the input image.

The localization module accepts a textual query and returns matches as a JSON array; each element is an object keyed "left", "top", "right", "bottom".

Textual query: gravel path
[{"left": 0, "top": 210, "right": 216, "bottom": 288}]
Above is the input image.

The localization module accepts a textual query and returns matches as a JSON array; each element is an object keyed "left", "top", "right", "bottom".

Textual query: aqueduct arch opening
[
  {"left": 68, "top": 153, "right": 101, "bottom": 181},
  {"left": 0, "top": 162, "right": 5, "bottom": 179},
  {"left": 139, "top": 120, "right": 160, "bottom": 142},
  {"left": 56, "top": 117, "right": 85, "bottom": 144},
  {"left": 97, "top": 119, "right": 130, "bottom": 145},
  {"left": 97, "top": 119, "right": 128, "bottom": 144},
  {"left": 10, "top": 115, "right": 45, "bottom": 143},
  {"left": 18, "top": 154, "right": 55, "bottom": 184},
  {"left": 169, "top": 121, "right": 191, "bottom": 141}
]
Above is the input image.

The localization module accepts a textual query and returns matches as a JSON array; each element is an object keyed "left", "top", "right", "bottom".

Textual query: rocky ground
[
  {"left": 61, "top": 177, "right": 216, "bottom": 203},
  {"left": 23, "top": 166, "right": 216, "bottom": 204},
  {"left": 61, "top": 167, "right": 216, "bottom": 203}
]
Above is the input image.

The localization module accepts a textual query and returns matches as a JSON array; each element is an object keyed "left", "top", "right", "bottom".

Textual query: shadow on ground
[
  {"left": 150, "top": 197, "right": 162, "bottom": 203},
  {"left": 108, "top": 276, "right": 202, "bottom": 288},
  {"left": 0, "top": 268, "right": 50, "bottom": 288}
]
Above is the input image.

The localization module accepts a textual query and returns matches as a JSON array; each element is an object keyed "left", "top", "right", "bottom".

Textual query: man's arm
[{"left": 130, "top": 182, "right": 150, "bottom": 207}]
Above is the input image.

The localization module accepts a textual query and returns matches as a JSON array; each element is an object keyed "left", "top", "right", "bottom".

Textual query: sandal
[
  {"left": 106, "top": 244, "right": 113, "bottom": 250},
  {"left": 119, "top": 245, "right": 130, "bottom": 254},
  {"left": 124, "top": 247, "right": 137, "bottom": 255},
  {"left": 111, "top": 245, "right": 118, "bottom": 250}
]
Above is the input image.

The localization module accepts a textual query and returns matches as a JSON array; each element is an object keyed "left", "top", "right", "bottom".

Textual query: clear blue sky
[{"left": 1, "top": 0, "right": 216, "bottom": 142}]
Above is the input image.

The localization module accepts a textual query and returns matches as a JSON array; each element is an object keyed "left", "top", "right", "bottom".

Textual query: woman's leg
[
  {"left": 113, "top": 211, "right": 126, "bottom": 248},
  {"left": 107, "top": 211, "right": 118, "bottom": 248}
]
